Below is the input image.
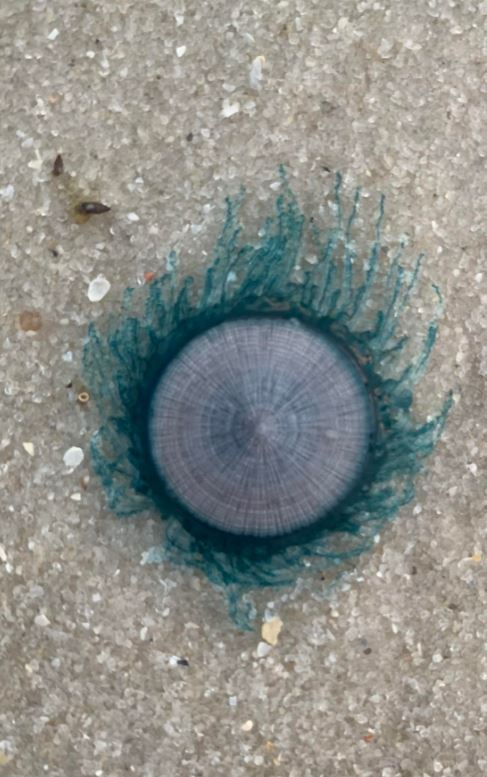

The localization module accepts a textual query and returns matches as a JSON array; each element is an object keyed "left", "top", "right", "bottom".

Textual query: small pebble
[
  {"left": 87, "top": 275, "right": 111, "bottom": 302},
  {"left": 34, "top": 613, "right": 50, "bottom": 627},
  {"left": 19, "top": 310, "right": 42, "bottom": 332},
  {"left": 176, "top": 45, "right": 186, "bottom": 57},
  {"left": 0, "top": 184, "right": 14, "bottom": 201},
  {"left": 77, "top": 201, "right": 110, "bottom": 215},
  {"left": 22, "top": 442, "right": 35, "bottom": 456},
  {"left": 52, "top": 153, "right": 64, "bottom": 176},
  {"left": 256, "top": 641, "right": 273, "bottom": 658},
  {"left": 241, "top": 720, "right": 254, "bottom": 732},
  {"left": 249, "top": 55, "right": 265, "bottom": 89},
  {"left": 221, "top": 99, "right": 240, "bottom": 118},
  {"left": 261, "top": 616, "right": 283, "bottom": 646},
  {"left": 63, "top": 446, "right": 84, "bottom": 469}
]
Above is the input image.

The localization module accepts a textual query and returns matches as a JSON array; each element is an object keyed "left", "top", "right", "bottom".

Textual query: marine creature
[{"left": 83, "top": 172, "right": 451, "bottom": 627}]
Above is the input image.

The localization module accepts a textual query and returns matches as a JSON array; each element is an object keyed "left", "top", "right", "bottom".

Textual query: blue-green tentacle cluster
[{"left": 83, "top": 173, "right": 452, "bottom": 628}]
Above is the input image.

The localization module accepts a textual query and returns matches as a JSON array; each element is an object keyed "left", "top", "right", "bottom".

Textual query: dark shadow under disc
[{"left": 148, "top": 317, "right": 374, "bottom": 539}]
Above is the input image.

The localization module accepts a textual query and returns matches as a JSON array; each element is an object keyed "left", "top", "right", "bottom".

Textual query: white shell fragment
[
  {"left": 0, "top": 184, "right": 14, "bottom": 201},
  {"left": 256, "top": 641, "right": 273, "bottom": 658},
  {"left": 63, "top": 446, "right": 84, "bottom": 470},
  {"left": 34, "top": 613, "right": 51, "bottom": 627},
  {"left": 249, "top": 55, "right": 265, "bottom": 89},
  {"left": 87, "top": 274, "right": 111, "bottom": 302},
  {"left": 221, "top": 98, "right": 240, "bottom": 118}
]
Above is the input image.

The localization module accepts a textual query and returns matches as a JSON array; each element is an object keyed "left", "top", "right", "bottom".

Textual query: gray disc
[{"left": 148, "top": 318, "right": 374, "bottom": 538}]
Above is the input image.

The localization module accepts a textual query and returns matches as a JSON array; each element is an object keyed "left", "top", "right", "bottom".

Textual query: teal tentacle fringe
[{"left": 83, "top": 172, "right": 452, "bottom": 628}]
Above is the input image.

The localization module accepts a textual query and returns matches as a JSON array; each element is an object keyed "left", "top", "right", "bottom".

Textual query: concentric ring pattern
[{"left": 148, "top": 318, "right": 374, "bottom": 538}]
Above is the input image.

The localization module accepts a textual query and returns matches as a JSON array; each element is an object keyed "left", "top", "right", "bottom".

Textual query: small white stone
[
  {"left": 176, "top": 45, "right": 186, "bottom": 57},
  {"left": 432, "top": 653, "right": 443, "bottom": 663},
  {"left": 0, "top": 545, "right": 7, "bottom": 563},
  {"left": 241, "top": 720, "right": 254, "bottom": 732},
  {"left": 62, "top": 351, "right": 73, "bottom": 362},
  {"left": 35, "top": 613, "right": 51, "bottom": 627},
  {"left": 22, "top": 442, "right": 35, "bottom": 456},
  {"left": 47, "top": 28, "right": 59, "bottom": 40},
  {"left": 86, "top": 50, "right": 96, "bottom": 58},
  {"left": 140, "top": 626, "right": 148, "bottom": 640},
  {"left": 126, "top": 212, "right": 140, "bottom": 222},
  {"left": 256, "top": 641, "right": 273, "bottom": 658},
  {"left": 0, "top": 184, "right": 14, "bottom": 201},
  {"left": 63, "top": 446, "right": 84, "bottom": 469},
  {"left": 221, "top": 99, "right": 240, "bottom": 118},
  {"left": 87, "top": 274, "right": 111, "bottom": 302},
  {"left": 175, "top": 12, "right": 184, "bottom": 25},
  {"left": 377, "top": 38, "right": 393, "bottom": 58},
  {"left": 249, "top": 56, "right": 265, "bottom": 89},
  {"left": 70, "top": 492, "right": 82, "bottom": 501},
  {"left": 228, "top": 696, "right": 238, "bottom": 707}
]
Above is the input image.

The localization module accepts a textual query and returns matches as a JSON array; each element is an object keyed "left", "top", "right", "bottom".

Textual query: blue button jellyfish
[{"left": 83, "top": 172, "right": 452, "bottom": 628}]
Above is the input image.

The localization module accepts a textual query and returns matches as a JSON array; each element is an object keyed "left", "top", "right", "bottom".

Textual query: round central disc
[{"left": 148, "top": 318, "right": 374, "bottom": 538}]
